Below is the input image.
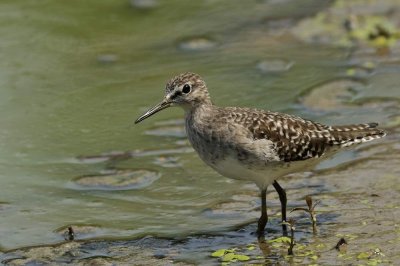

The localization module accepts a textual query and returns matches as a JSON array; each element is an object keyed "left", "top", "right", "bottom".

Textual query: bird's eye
[{"left": 182, "top": 84, "right": 191, "bottom": 94}]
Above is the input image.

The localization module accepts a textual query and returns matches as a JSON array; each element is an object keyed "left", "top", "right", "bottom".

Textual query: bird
[{"left": 134, "top": 72, "right": 386, "bottom": 236}]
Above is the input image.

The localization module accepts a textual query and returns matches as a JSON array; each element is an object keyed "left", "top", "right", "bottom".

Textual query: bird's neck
[{"left": 184, "top": 101, "right": 214, "bottom": 121}]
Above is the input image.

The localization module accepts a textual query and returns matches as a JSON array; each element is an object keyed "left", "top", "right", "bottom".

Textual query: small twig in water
[
  {"left": 283, "top": 219, "right": 296, "bottom": 255},
  {"left": 291, "top": 195, "right": 320, "bottom": 231}
]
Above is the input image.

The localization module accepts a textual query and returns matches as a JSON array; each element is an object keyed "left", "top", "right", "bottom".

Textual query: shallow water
[{"left": 0, "top": 0, "right": 399, "bottom": 265}]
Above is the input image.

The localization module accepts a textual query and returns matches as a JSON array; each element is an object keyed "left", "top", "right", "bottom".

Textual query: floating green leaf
[
  {"left": 234, "top": 254, "right": 250, "bottom": 261},
  {"left": 222, "top": 252, "right": 236, "bottom": 262},
  {"left": 211, "top": 249, "right": 227, "bottom": 257}
]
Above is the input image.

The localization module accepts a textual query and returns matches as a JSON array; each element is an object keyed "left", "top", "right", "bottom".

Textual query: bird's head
[{"left": 135, "top": 72, "right": 211, "bottom": 124}]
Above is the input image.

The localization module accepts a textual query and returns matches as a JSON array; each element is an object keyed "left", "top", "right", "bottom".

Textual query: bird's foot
[
  {"left": 257, "top": 215, "right": 268, "bottom": 238},
  {"left": 256, "top": 227, "right": 265, "bottom": 239}
]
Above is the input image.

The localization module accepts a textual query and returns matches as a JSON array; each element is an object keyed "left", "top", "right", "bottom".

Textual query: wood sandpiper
[{"left": 135, "top": 72, "right": 386, "bottom": 236}]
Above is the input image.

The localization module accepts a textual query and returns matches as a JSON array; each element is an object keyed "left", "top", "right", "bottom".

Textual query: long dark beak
[{"left": 135, "top": 99, "right": 172, "bottom": 124}]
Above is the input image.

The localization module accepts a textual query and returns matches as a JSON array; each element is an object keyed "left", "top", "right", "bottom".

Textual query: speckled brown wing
[
  {"left": 248, "top": 111, "right": 334, "bottom": 162},
  {"left": 225, "top": 107, "right": 386, "bottom": 162}
]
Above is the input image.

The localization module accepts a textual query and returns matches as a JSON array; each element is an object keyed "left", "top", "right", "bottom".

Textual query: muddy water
[{"left": 0, "top": 0, "right": 399, "bottom": 265}]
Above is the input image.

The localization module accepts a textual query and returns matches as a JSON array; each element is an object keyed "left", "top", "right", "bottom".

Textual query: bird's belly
[
  {"left": 187, "top": 128, "right": 282, "bottom": 188},
  {"left": 210, "top": 156, "right": 277, "bottom": 188},
  {"left": 209, "top": 155, "right": 318, "bottom": 189}
]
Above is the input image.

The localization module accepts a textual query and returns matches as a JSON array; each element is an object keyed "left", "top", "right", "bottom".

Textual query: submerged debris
[
  {"left": 64, "top": 227, "right": 75, "bottom": 241},
  {"left": 335, "top": 238, "right": 348, "bottom": 252},
  {"left": 73, "top": 169, "right": 161, "bottom": 190}
]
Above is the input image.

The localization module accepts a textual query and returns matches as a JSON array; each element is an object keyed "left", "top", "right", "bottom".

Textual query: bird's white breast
[{"left": 210, "top": 155, "right": 277, "bottom": 189}]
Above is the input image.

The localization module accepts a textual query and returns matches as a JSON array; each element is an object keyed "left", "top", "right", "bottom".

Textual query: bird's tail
[{"left": 328, "top": 123, "right": 386, "bottom": 147}]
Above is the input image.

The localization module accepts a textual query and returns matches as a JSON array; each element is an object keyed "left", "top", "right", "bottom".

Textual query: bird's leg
[
  {"left": 257, "top": 188, "right": 268, "bottom": 237},
  {"left": 273, "top": 180, "right": 287, "bottom": 235},
  {"left": 273, "top": 180, "right": 287, "bottom": 222}
]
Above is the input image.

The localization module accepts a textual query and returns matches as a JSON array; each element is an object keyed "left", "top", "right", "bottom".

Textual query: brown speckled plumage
[
  {"left": 222, "top": 107, "right": 385, "bottom": 162},
  {"left": 135, "top": 72, "right": 386, "bottom": 235}
]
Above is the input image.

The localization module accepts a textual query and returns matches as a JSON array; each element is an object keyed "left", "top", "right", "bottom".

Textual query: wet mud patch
[
  {"left": 1, "top": 238, "right": 197, "bottom": 266},
  {"left": 299, "top": 78, "right": 364, "bottom": 112},
  {"left": 1, "top": 209, "right": 395, "bottom": 266},
  {"left": 71, "top": 169, "right": 161, "bottom": 191}
]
